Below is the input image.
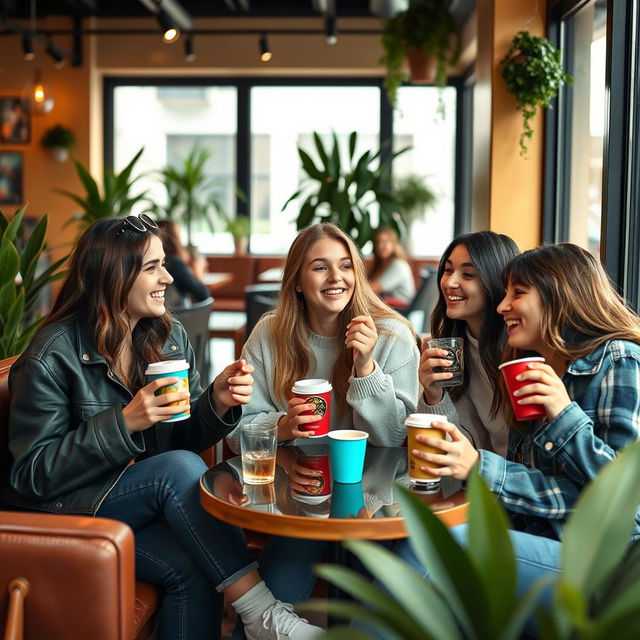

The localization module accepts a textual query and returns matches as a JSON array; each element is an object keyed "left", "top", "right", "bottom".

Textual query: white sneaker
[{"left": 244, "top": 600, "right": 323, "bottom": 640}]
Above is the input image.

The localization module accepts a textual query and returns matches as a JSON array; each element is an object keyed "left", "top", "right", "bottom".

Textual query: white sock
[{"left": 231, "top": 580, "right": 276, "bottom": 625}]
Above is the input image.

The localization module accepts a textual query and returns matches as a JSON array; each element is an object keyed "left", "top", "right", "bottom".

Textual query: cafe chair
[
  {"left": 399, "top": 266, "right": 439, "bottom": 335},
  {"left": 244, "top": 283, "right": 279, "bottom": 340},
  {"left": 172, "top": 296, "right": 214, "bottom": 384},
  {"left": 0, "top": 355, "right": 160, "bottom": 640}
]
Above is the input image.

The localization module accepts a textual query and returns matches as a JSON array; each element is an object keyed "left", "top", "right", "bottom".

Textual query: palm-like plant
[
  {"left": 150, "top": 146, "right": 227, "bottom": 248},
  {"left": 305, "top": 439, "right": 640, "bottom": 640},
  {"left": 0, "top": 206, "right": 68, "bottom": 358},
  {"left": 56, "top": 148, "right": 148, "bottom": 229},
  {"left": 283, "top": 132, "right": 410, "bottom": 249}
]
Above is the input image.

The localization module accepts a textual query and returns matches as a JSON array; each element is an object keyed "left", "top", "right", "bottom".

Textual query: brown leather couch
[{"left": 0, "top": 356, "right": 160, "bottom": 640}]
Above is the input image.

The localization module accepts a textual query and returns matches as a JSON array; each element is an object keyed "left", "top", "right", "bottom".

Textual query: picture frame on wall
[
  {"left": 0, "top": 151, "right": 24, "bottom": 204},
  {"left": 0, "top": 97, "right": 30, "bottom": 144}
]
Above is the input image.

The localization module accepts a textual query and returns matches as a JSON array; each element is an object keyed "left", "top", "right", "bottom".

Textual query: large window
[{"left": 108, "top": 79, "right": 459, "bottom": 257}]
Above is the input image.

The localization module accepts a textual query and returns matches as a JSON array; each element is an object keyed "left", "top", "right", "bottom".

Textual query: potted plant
[
  {"left": 0, "top": 206, "right": 68, "bottom": 358},
  {"left": 500, "top": 30, "right": 573, "bottom": 156},
  {"left": 303, "top": 440, "right": 640, "bottom": 639},
  {"left": 40, "top": 124, "right": 75, "bottom": 162},
  {"left": 380, "top": 0, "right": 460, "bottom": 113},
  {"left": 222, "top": 214, "right": 250, "bottom": 255},
  {"left": 55, "top": 147, "right": 148, "bottom": 229},
  {"left": 150, "top": 146, "right": 227, "bottom": 249},
  {"left": 392, "top": 174, "right": 438, "bottom": 239},
  {"left": 282, "top": 131, "right": 410, "bottom": 250}
]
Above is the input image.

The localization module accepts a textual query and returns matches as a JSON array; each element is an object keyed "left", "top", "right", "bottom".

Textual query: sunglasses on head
[{"left": 116, "top": 213, "right": 159, "bottom": 236}]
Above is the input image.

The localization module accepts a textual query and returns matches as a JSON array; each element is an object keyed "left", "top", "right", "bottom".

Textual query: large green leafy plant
[
  {"left": 56, "top": 147, "right": 148, "bottom": 228},
  {"left": 501, "top": 30, "right": 573, "bottom": 156},
  {"left": 150, "top": 146, "right": 227, "bottom": 248},
  {"left": 0, "top": 207, "right": 67, "bottom": 358},
  {"left": 283, "top": 132, "right": 410, "bottom": 249},
  {"left": 380, "top": 0, "right": 460, "bottom": 112},
  {"left": 306, "top": 439, "right": 640, "bottom": 639}
]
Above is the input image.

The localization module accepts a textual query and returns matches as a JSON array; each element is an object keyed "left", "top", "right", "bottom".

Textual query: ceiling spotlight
[
  {"left": 22, "top": 34, "right": 35, "bottom": 60},
  {"left": 325, "top": 14, "right": 337, "bottom": 45},
  {"left": 184, "top": 35, "right": 195, "bottom": 61},
  {"left": 259, "top": 34, "right": 272, "bottom": 62},
  {"left": 46, "top": 42, "right": 65, "bottom": 68},
  {"left": 157, "top": 8, "right": 181, "bottom": 43}
]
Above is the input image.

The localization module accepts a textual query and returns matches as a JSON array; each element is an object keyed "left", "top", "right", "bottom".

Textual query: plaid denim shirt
[{"left": 479, "top": 339, "right": 640, "bottom": 541}]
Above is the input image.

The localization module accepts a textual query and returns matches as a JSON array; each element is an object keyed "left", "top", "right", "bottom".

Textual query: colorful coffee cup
[
  {"left": 328, "top": 429, "right": 369, "bottom": 484},
  {"left": 499, "top": 357, "right": 547, "bottom": 421},
  {"left": 294, "top": 454, "right": 332, "bottom": 497},
  {"left": 330, "top": 481, "right": 365, "bottom": 518},
  {"left": 145, "top": 359, "right": 190, "bottom": 422},
  {"left": 292, "top": 379, "right": 332, "bottom": 437}
]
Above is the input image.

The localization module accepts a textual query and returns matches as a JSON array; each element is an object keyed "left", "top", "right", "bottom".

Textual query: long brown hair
[
  {"left": 430, "top": 231, "right": 520, "bottom": 416},
  {"left": 368, "top": 227, "right": 408, "bottom": 282},
  {"left": 45, "top": 217, "right": 172, "bottom": 389},
  {"left": 269, "top": 223, "right": 415, "bottom": 414},
  {"left": 499, "top": 243, "right": 640, "bottom": 424}
]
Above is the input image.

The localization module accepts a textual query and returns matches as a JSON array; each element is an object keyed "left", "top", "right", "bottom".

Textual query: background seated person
[
  {"left": 157, "top": 219, "right": 210, "bottom": 308},
  {"left": 367, "top": 227, "right": 415, "bottom": 308}
]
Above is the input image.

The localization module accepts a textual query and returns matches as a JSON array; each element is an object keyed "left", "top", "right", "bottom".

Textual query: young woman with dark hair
[
  {"left": 5, "top": 215, "right": 322, "bottom": 640},
  {"left": 418, "top": 230, "right": 520, "bottom": 453}
]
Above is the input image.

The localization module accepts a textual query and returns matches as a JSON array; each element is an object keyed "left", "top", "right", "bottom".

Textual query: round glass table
[{"left": 200, "top": 444, "right": 468, "bottom": 540}]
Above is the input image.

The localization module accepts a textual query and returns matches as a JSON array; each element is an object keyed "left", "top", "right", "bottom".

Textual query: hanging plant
[
  {"left": 380, "top": 0, "right": 460, "bottom": 116},
  {"left": 500, "top": 30, "right": 573, "bottom": 156}
]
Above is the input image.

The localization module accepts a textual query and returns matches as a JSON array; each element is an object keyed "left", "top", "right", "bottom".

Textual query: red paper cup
[
  {"left": 292, "top": 379, "right": 332, "bottom": 437},
  {"left": 499, "top": 357, "right": 546, "bottom": 421},
  {"left": 294, "top": 454, "right": 332, "bottom": 497}
]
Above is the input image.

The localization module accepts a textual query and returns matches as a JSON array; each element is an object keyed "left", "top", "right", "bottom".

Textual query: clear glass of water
[{"left": 240, "top": 423, "right": 278, "bottom": 485}]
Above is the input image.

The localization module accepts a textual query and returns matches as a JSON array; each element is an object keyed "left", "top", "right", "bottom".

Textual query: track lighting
[
  {"left": 184, "top": 34, "right": 195, "bottom": 61},
  {"left": 259, "top": 34, "right": 272, "bottom": 62},
  {"left": 46, "top": 42, "right": 65, "bottom": 68},
  {"left": 325, "top": 14, "right": 337, "bottom": 45},
  {"left": 22, "top": 34, "right": 35, "bottom": 60},
  {"left": 157, "top": 8, "right": 180, "bottom": 43}
]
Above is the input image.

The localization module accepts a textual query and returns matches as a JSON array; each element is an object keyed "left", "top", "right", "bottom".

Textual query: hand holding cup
[{"left": 277, "top": 397, "right": 322, "bottom": 441}]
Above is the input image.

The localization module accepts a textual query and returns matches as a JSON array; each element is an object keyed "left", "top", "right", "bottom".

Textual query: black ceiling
[{"left": 1, "top": 1, "right": 474, "bottom": 24}]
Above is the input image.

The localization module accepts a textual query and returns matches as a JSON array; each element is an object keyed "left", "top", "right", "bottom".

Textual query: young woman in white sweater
[
  {"left": 418, "top": 231, "right": 519, "bottom": 455},
  {"left": 227, "top": 222, "right": 420, "bottom": 453}
]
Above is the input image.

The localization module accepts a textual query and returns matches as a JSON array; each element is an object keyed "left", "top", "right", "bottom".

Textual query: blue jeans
[
  {"left": 396, "top": 524, "right": 562, "bottom": 636},
  {"left": 96, "top": 450, "right": 258, "bottom": 640}
]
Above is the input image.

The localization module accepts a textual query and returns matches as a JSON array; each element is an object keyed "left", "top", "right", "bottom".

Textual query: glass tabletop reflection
[{"left": 200, "top": 444, "right": 466, "bottom": 523}]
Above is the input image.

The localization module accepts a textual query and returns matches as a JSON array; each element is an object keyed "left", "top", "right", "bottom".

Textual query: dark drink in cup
[
  {"left": 499, "top": 357, "right": 546, "bottom": 421},
  {"left": 292, "top": 379, "right": 332, "bottom": 437},
  {"left": 428, "top": 337, "right": 464, "bottom": 387}
]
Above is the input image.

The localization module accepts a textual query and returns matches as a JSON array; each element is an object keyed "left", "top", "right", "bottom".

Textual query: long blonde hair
[
  {"left": 269, "top": 223, "right": 415, "bottom": 414},
  {"left": 499, "top": 243, "right": 640, "bottom": 425}
]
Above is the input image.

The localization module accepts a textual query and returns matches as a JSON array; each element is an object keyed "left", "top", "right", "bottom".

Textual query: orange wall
[{"left": 474, "top": 0, "right": 546, "bottom": 251}]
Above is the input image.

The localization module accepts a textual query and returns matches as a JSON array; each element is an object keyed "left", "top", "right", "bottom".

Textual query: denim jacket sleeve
[{"left": 479, "top": 341, "right": 640, "bottom": 523}]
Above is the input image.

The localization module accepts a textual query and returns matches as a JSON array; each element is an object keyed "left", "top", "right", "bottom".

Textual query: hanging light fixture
[
  {"left": 259, "top": 34, "right": 272, "bottom": 62},
  {"left": 21, "top": 0, "right": 54, "bottom": 115},
  {"left": 22, "top": 34, "right": 35, "bottom": 60},
  {"left": 157, "top": 8, "right": 181, "bottom": 43},
  {"left": 325, "top": 14, "right": 337, "bottom": 45},
  {"left": 184, "top": 34, "right": 195, "bottom": 61}
]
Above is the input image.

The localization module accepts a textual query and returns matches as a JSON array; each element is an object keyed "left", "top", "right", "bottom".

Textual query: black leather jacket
[{"left": 4, "top": 318, "right": 240, "bottom": 515}]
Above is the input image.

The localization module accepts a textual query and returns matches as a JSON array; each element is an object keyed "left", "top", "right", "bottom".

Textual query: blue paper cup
[
  {"left": 330, "top": 481, "right": 365, "bottom": 518},
  {"left": 328, "top": 430, "right": 369, "bottom": 484},
  {"left": 145, "top": 359, "right": 190, "bottom": 422}
]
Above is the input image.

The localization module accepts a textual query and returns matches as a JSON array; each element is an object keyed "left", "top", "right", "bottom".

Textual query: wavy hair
[
  {"left": 44, "top": 217, "right": 172, "bottom": 389},
  {"left": 268, "top": 223, "right": 415, "bottom": 415},
  {"left": 430, "top": 231, "right": 520, "bottom": 415}
]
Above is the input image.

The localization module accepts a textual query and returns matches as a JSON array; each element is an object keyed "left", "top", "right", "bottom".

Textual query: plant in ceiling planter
[
  {"left": 380, "top": 0, "right": 460, "bottom": 114},
  {"left": 283, "top": 131, "right": 410, "bottom": 250},
  {"left": 40, "top": 124, "right": 75, "bottom": 162},
  {"left": 500, "top": 30, "right": 573, "bottom": 156}
]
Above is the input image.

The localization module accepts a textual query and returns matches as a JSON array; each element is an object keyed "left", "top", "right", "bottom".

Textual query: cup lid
[
  {"left": 498, "top": 357, "right": 545, "bottom": 370},
  {"left": 405, "top": 413, "right": 447, "bottom": 427},
  {"left": 292, "top": 378, "right": 332, "bottom": 394},
  {"left": 145, "top": 359, "right": 190, "bottom": 375}
]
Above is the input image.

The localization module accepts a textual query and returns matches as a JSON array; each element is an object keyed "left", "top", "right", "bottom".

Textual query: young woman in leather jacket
[{"left": 5, "top": 215, "right": 322, "bottom": 640}]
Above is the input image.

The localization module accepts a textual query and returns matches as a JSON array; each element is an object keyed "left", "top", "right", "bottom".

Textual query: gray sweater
[
  {"left": 376, "top": 258, "right": 416, "bottom": 304},
  {"left": 227, "top": 315, "right": 420, "bottom": 451},
  {"left": 417, "top": 330, "right": 508, "bottom": 455}
]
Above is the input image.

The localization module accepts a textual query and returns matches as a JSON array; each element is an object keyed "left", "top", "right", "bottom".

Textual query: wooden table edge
[{"left": 199, "top": 479, "right": 468, "bottom": 540}]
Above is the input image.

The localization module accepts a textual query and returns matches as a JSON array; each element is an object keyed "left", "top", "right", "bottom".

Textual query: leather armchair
[{"left": 0, "top": 356, "right": 160, "bottom": 640}]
